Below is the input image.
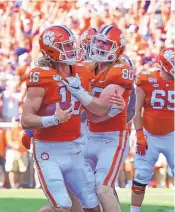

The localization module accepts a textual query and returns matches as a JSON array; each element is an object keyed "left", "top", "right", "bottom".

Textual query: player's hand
[
  {"left": 136, "top": 129, "right": 148, "bottom": 155},
  {"left": 61, "top": 74, "right": 92, "bottom": 106},
  {"left": 55, "top": 102, "right": 73, "bottom": 123},
  {"left": 22, "top": 130, "right": 34, "bottom": 150},
  {"left": 62, "top": 73, "right": 84, "bottom": 95},
  {"left": 108, "top": 91, "right": 125, "bottom": 111},
  {"left": 108, "top": 90, "right": 125, "bottom": 117}
]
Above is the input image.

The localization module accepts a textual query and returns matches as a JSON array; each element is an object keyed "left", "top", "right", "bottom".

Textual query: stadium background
[{"left": 0, "top": 1, "right": 174, "bottom": 211}]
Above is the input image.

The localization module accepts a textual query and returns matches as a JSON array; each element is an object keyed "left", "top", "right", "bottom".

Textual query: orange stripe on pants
[
  {"left": 103, "top": 131, "right": 123, "bottom": 186},
  {"left": 110, "top": 131, "right": 129, "bottom": 187},
  {"left": 33, "top": 142, "right": 57, "bottom": 207}
]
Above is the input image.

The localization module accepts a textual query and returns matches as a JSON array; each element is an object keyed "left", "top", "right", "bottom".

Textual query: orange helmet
[
  {"left": 39, "top": 25, "right": 81, "bottom": 65},
  {"left": 89, "top": 25, "right": 126, "bottom": 62},
  {"left": 80, "top": 28, "right": 98, "bottom": 60},
  {"left": 159, "top": 47, "right": 175, "bottom": 78}
]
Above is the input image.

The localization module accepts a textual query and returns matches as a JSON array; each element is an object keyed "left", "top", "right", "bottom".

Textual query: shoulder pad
[
  {"left": 39, "top": 66, "right": 50, "bottom": 71},
  {"left": 26, "top": 67, "right": 52, "bottom": 88},
  {"left": 136, "top": 69, "right": 159, "bottom": 86},
  {"left": 113, "top": 63, "right": 124, "bottom": 68},
  {"left": 30, "top": 66, "right": 50, "bottom": 72},
  {"left": 75, "top": 63, "right": 84, "bottom": 67}
]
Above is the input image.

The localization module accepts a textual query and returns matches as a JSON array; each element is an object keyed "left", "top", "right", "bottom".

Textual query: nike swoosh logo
[
  {"left": 70, "top": 85, "right": 79, "bottom": 89},
  {"left": 105, "top": 141, "right": 111, "bottom": 144}
]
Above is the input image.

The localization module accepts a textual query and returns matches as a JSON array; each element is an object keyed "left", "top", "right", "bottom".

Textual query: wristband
[
  {"left": 25, "top": 129, "right": 34, "bottom": 137},
  {"left": 76, "top": 89, "right": 93, "bottom": 106},
  {"left": 108, "top": 105, "right": 122, "bottom": 117},
  {"left": 41, "top": 115, "right": 59, "bottom": 128}
]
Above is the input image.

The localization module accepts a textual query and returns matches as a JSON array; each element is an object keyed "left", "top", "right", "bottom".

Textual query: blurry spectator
[
  {"left": 5, "top": 117, "right": 28, "bottom": 188},
  {"left": 0, "top": 128, "right": 6, "bottom": 188},
  {"left": 16, "top": 52, "right": 31, "bottom": 84},
  {"left": 1, "top": 78, "right": 22, "bottom": 122}
]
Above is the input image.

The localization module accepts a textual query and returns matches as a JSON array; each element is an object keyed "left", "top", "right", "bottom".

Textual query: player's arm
[
  {"left": 21, "top": 87, "right": 73, "bottom": 130},
  {"left": 21, "top": 87, "right": 45, "bottom": 129},
  {"left": 87, "top": 84, "right": 125, "bottom": 122},
  {"left": 127, "top": 86, "right": 136, "bottom": 123},
  {"left": 133, "top": 86, "right": 148, "bottom": 155},
  {"left": 62, "top": 75, "right": 125, "bottom": 116},
  {"left": 133, "top": 86, "right": 145, "bottom": 129}
]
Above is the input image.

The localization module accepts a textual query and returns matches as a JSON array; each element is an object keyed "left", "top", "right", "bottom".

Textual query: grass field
[{"left": 0, "top": 188, "right": 174, "bottom": 212}]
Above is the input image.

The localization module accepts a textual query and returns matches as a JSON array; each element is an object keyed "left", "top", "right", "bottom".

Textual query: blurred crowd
[{"left": 0, "top": 0, "right": 174, "bottom": 189}]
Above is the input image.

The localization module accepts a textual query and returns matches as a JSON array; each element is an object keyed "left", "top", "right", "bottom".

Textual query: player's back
[
  {"left": 88, "top": 61, "right": 134, "bottom": 132},
  {"left": 26, "top": 64, "right": 90, "bottom": 142},
  {"left": 137, "top": 69, "right": 174, "bottom": 135}
]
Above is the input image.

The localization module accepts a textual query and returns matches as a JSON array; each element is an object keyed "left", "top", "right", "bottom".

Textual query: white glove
[
  {"left": 62, "top": 73, "right": 82, "bottom": 94},
  {"left": 62, "top": 73, "right": 92, "bottom": 106}
]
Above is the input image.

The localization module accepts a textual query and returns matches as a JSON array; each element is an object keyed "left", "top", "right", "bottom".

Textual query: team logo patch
[
  {"left": 148, "top": 77, "right": 157, "bottom": 83},
  {"left": 53, "top": 75, "right": 62, "bottom": 81},
  {"left": 41, "top": 152, "right": 49, "bottom": 160},
  {"left": 153, "top": 84, "right": 159, "bottom": 87}
]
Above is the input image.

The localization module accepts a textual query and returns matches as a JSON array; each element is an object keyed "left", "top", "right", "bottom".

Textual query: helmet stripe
[
  {"left": 100, "top": 25, "right": 109, "bottom": 34},
  {"left": 101, "top": 25, "right": 113, "bottom": 35},
  {"left": 92, "top": 28, "right": 98, "bottom": 32},
  {"left": 51, "top": 25, "right": 73, "bottom": 36},
  {"left": 60, "top": 25, "right": 73, "bottom": 36}
]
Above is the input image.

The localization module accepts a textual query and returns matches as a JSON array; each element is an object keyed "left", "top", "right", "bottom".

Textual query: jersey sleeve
[
  {"left": 107, "top": 64, "right": 134, "bottom": 90},
  {"left": 135, "top": 71, "right": 149, "bottom": 90},
  {"left": 26, "top": 67, "right": 49, "bottom": 89}
]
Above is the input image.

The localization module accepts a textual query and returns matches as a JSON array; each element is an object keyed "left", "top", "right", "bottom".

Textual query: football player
[
  {"left": 21, "top": 25, "right": 124, "bottom": 212},
  {"left": 130, "top": 47, "right": 175, "bottom": 212},
  {"left": 62, "top": 25, "right": 135, "bottom": 212}
]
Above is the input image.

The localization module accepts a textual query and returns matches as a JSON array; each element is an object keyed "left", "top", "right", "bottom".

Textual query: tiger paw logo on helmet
[
  {"left": 164, "top": 50, "right": 174, "bottom": 61},
  {"left": 43, "top": 31, "right": 55, "bottom": 46}
]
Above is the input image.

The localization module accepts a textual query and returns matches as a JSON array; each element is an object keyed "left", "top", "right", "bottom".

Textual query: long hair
[{"left": 34, "top": 55, "right": 52, "bottom": 68}]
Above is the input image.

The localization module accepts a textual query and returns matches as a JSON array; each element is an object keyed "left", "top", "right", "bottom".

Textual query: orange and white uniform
[
  {"left": 134, "top": 69, "right": 175, "bottom": 185},
  {"left": 26, "top": 64, "right": 91, "bottom": 142},
  {"left": 137, "top": 70, "right": 174, "bottom": 135},
  {"left": 84, "top": 61, "right": 134, "bottom": 188},
  {"left": 26, "top": 64, "right": 99, "bottom": 208}
]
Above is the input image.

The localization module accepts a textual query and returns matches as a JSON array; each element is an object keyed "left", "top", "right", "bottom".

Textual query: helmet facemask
[
  {"left": 53, "top": 35, "right": 82, "bottom": 65},
  {"left": 89, "top": 35, "right": 118, "bottom": 62}
]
